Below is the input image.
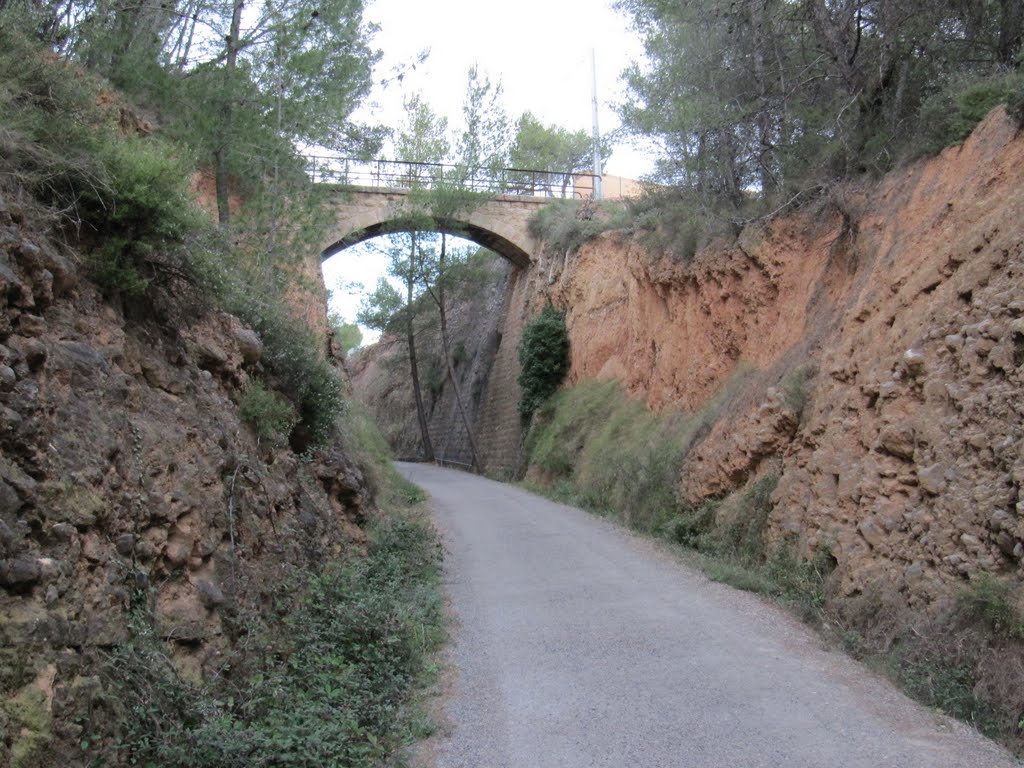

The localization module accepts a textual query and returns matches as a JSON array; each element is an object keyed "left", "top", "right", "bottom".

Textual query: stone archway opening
[
  {"left": 317, "top": 187, "right": 547, "bottom": 269},
  {"left": 320, "top": 227, "right": 504, "bottom": 349},
  {"left": 321, "top": 215, "right": 531, "bottom": 267},
  {"left": 321, "top": 227, "right": 516, "bottom": 471}
]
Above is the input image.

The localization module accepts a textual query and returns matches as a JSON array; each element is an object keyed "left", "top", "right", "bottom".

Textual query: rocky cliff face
[
  {"left": 544, "top": 108, "right": 1024, "bottom": 611},
  {"left": 0, "top": 193, "right": 369, "bottom": 762}
]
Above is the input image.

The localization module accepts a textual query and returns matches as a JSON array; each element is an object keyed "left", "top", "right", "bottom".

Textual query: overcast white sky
[{"left": 323, "top": 0, "right": 652, "bottom": 337}]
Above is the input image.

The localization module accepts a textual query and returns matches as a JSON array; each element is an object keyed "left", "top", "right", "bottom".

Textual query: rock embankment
[
  {"left": 0, "top": 193, "right": 369, "bottom": 762},
  {"left": 530, "top": 108, "right": 1023, "bottom": 612}
]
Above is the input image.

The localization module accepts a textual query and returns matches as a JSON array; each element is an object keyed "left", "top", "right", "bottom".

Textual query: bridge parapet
[{"left": 306, "top": 156, "right": 596, "bottom": 200}]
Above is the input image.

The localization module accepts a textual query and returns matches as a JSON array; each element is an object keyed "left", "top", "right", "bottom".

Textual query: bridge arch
[{"left": 319, "top": 187, "right": 547, "bottom": 267}]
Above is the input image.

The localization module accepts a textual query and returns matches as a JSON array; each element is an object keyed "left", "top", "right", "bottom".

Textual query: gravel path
[{"left": 397, "top": 462, "right": 1020, "bottom": 768}]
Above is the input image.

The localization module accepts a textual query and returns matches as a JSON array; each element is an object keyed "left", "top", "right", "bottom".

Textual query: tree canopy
[
  {"left": 617, "top": 0, "right": 1024, "bottom": 215},
  {"left": 509, "top": 112, "right": 608, "bottom": 196},
  {"left": 5, "top": 0, "right": 382, "bottom": 229},
  {"left": 454, "top": 65, "right": 511, "bottom": 185},
  {"left": 330, "top": 315, "right": 364, "bottom": 354}
]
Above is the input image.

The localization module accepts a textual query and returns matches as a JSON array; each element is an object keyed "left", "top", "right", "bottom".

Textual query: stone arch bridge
[
  {"left": 311, "top": 158, "right": 598, "bottom": 474},
  {"left": 319, "top": 187, "right": 551, "bottom": 266},
  {"left": 311, "top": 157, "right": 597, "bottom": 265}
]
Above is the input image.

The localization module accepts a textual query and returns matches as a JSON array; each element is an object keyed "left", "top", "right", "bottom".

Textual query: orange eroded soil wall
[{"left": 541, "top": 108, "right": 1024, "bottom": 605}]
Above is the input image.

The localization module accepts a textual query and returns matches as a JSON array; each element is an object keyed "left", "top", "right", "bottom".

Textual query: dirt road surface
[{"left": 397, "top": 462, "right": 1019, "bottom": 768}]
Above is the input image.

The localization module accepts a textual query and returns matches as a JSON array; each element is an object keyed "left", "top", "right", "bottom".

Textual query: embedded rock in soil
[{"left": 0, "top": 193, "right": 371, "bottom": 764}]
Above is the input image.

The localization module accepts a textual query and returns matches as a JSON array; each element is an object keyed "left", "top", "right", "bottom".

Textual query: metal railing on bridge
[{"left": 305, "top": 156, "right": 598, "bottom": 199}]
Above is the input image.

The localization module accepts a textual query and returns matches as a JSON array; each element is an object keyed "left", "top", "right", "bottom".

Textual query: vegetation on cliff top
[
  {"left": 619, "top": 0, "right": 1024, "bottom": 221},
  {"left": 527, "top": 198, "right": 632, "bottom": 257},
  {"left": 6, "top": 0, "right": 381, "bottom": 229},
  {"left": 0, "top": 9, "right": 353, "bottom": 451},
  {"left": 524, "top": 2, "right": 1024, "bottom": 261}
]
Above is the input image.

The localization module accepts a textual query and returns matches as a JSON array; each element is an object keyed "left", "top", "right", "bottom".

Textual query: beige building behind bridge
[{"left": 573, "top": 173, "right": 646, "bottom": 200}]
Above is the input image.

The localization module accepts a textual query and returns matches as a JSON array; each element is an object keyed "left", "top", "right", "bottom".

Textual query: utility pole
[{"left": 590, "top": 48, "right": 603, "bottom": 201}]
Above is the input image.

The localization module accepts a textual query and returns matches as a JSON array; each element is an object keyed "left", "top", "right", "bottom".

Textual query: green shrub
[
  {"left": 228, "top": 292, "right": 345, "bottom": 451},
  {"left": 526, "top": 381, "right": 620, "bottom": 479},
  {"left": 762, "top": 546, "right": 835, "bottom": 622},
  {"left": 718, "top": 473, "right": 779, "bottom": 563},
  {"left": 98, "top": 513, "right": 444, "bottom": 768},
  {"left": 781, "top": 363, "right": 817, "bottom": 413},
  {"left": 885, "top": 626, "right": 1012, "bottom": 739},
  {"left": 895, "top": 651, "right": 993, "bottom": 728},
  {"left": 0, "top": 27, "right": 220, "bottom": 305},
  {"left": 665, "top": 501, "right": 718, "bottom": 548},
  {"left": 829, "top": 573, "right": 1024, "bottom": 750},
  {"left": 294, "top": 362, "right": 346, "bottom": 449},
  {"left": 80, "top": 136, "right": 209, "bottom": 297},
  {"left": 240, "top": 379, "right": 297, "bottom": 444},
  {"left": 660, "top": 472, "right": 784, "bottom": 569},
  {"left": 627, "top": 190, "right": 713, "bottom": 263},
  {"left": 517, "top": 305, "right": 570, "bottom": 421},
  {"left": 527, "top": 381, "right": 709, "bottom": 533},
  {"left": 83, "top": 238, "right": 152, "bottom": 297},
  {"left": 337, "top": 400, "right": 398, "bottom": 495},
  {"left": 525, "top": 372, "right": 752, "bottom": 534},
  {"left": 916, "top": 71, "right": 1024, "bottom": 156},
  {"left": 527, "top": 199, "right": 630, "bottom": 255},
  {"left": 956, "top": 574, "right": 1024, "bottom": 639},
  {"left": 0, "top": 27, "right": 108, "bottom": 214},
  {"left": 574, "top": 406, "right": 690, "bottom": 532},
  {"left": 693, "top": 552, "right": 780, "bottom": 594}
]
